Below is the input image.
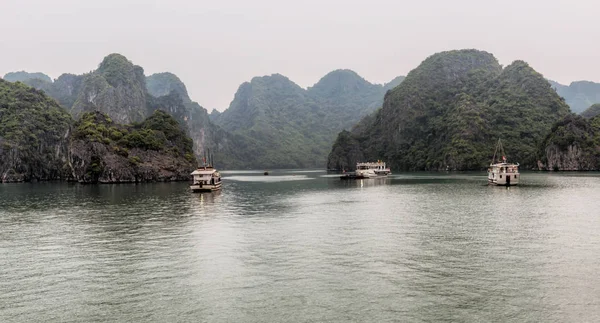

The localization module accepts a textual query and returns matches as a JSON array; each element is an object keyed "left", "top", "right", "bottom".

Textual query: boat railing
[{"left": 490, "top": 165, "right": 519, "bottom": 173}]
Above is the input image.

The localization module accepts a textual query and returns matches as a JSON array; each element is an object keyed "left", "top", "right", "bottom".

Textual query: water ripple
[{"left": 1, "top": 172, "right": 600, "bottom": 322}]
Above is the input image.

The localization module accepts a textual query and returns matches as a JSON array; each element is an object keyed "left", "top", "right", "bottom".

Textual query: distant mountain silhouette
[
  {"left": 3, "top": 71, "right": 52, "bottom": 83},
  {"left": 548, "top": 80, "right": 600, "bottom": 114}
]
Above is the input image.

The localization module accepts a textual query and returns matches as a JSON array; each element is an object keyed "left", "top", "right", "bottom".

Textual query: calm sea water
[{"left": 1, "top": 171, "right": 599, "bottom": 322}]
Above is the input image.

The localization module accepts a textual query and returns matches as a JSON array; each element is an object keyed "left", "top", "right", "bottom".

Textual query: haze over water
[{"left": 1, "top": 171, "right": 599, "bottom": 322}]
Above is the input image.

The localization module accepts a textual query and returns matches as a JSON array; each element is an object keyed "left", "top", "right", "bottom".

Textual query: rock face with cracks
[
  {"left": 67, "top": 111, "right": 197, "bottom": 183},
  {"left": 0, "top": 79, "right": 72, "bottom": 182},
  {"left": 538, "top": 114, "right": 600, "bottom": 171}
]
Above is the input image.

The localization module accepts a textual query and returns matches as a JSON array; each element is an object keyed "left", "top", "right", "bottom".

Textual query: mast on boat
[
  {"left": 488, "top": 139, "right": 520, "bottom": 186},
  {"left": 491, "top": 139, "right": 507, "bottom": 165}
]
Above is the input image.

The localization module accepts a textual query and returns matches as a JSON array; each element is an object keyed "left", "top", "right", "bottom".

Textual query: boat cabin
[
  {"left": 356, "top": 161, "right": 385, "bottom": 170},
  {"left": 357, "top": 161, "right": 390, "bottom": 172},
  {"left": 488, "top": 163, "right": 520, "bottom": 186},
  {"left": 190, "top": 166, "right": 222, "bottom": 192},
  {"left": 349, "top": 161, "right": 392, "bottom": 178}
]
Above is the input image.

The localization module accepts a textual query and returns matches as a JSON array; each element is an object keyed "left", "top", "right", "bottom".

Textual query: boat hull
[
  {"left": 190, "top": 183, "right": 222, "bottom": 192},
  {"left": 340, "top": 174, "right": 369, "bottom": 180},
  {"left": 340, "top": 173, "right": 389, "bottom": 180},
  {"left": 488, "top": 180, "right": 518, "bottom": 186},
  {"left": 488, "top": 175, "right": 519, "bottom": 186}
]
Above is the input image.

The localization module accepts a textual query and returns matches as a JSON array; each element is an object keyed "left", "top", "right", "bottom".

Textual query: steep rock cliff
[
  {"left": 538, "top": 114, "right": 600, "bottom": 170},
  {"left": 0, "top": 79, "right": 72, "bottom": 182},
  {"left": 71, "top": 54, "right": 148, "bottom": 123},
  {"left": 68, "top": 111, "right": 197, "bottom": 183},
  {"left": 145, "top": 72, "right": 257, "bottom": 169}
]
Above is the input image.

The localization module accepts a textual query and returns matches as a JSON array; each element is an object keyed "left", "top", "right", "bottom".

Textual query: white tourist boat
[
  {"left": 190, "top": 165, "right": 222, "bottom": 192},
  {"left": 488, "top": 139, "right": 520, "bottom": 186},
  {"left": 341, "top": 161, "right": 391, "bottom": 179}
]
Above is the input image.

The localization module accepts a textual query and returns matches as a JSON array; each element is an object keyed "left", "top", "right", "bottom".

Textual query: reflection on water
[
  {"left": 190, "top": 190, "right": 223, "bottom": 209},
  {"left": 1, "top": 171, "right": 600, "bottom": 322},
  {"left": 332, "top": 176, "right": 392, "bottom": 189},
  {"left": 225, "top": 175, "right": 314, "bottom": 182}
]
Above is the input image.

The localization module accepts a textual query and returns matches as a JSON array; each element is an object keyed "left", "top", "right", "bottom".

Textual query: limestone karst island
[{"left": 3, "top": 50, "right": 600, "bottom": 184}]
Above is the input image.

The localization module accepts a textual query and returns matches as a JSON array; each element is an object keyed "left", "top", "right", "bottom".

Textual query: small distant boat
[
  {"left": 488, "top": 139, "right": 520, "bottom": 186},
  {"left": 264, "top": 171, "right": 269, "bottom": 175},
  {"left": 340, "top": 161, "right": 391, "bottom": 179},
  {"left": 190, "top": 165, "right": 222, "bottom": 192}
]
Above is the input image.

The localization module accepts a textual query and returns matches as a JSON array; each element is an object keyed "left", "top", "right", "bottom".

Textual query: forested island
[
  {"left": 3, "top": 49, "right": 600, "bottom": 183},
  {"left": 328, "top": 50, "right": 600, "bottom": 171},
  {"left": 0, "top": 79, "right": 196, "bottom": 182}
]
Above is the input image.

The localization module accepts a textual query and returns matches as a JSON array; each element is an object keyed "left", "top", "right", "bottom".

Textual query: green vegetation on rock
[
  {"left": 145, "top": 72, "right": 258, "bottom": 169},
  {"left": 538, "top": 114, "right": 600, "bottom": 170},
  {"left": 215, "top": 74, "right": 327, "bottom": 168},
  {"left": 73, "top": 110, "right": 193, "bottom": 155},
  {"left": 11, "top": 74, "right": 84, "bottom": 110},
  {"left": 0, "top": 78, "right": 197, "bottom": 183},
  {"left": 307, "top": 69, "right": 392, "bottom": 131},
  {"left": 70, "top": 110, "right": 197, "bottom": 183},
  {"left": 0, "top": 79, "right": 72, "bottom": 182},
  {"left": 383, "top": 76, "right": 406, "bottom": 91},
  {"left": 213, "top": 71, "right": 404, "bottom": 168},
  {"left": 327, "top": 130, "right": 365, "bottom": 170},
  {"left": 581, "top": 104, "right": 600, "bottom": 119}
]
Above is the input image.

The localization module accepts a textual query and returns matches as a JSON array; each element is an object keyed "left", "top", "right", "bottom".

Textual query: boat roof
[
  {"left": 356, "top": 161, "right": 386, "bottom": 166},
  {"left": 191, "top": 167, "right": 218, "bottom": 175},
  {"left": 489, "top": 162, "right": 519, "bottom": 167}
]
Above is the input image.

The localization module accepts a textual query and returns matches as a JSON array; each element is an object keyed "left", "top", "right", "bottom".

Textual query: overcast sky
[{"left": 1, "top": 0, "right": 598, "bottom": 111}]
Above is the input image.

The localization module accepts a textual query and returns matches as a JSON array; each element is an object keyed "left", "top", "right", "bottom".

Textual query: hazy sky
[{"left": 1, "top": 0, "right": 598, "bottom": 111}]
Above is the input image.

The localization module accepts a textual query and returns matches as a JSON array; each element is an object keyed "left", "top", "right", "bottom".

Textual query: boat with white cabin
[
  {"left": 487, "top": 139, "right": 520, "bottom": 186},
  {"left": 340, "top": 161, "right": 391, "bottom": 179},
  {"left": 190, "top": 165, "right": 222, "bottom": 192}
]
